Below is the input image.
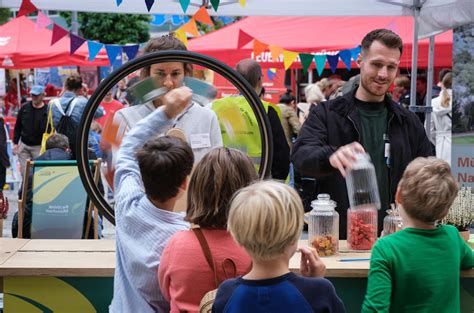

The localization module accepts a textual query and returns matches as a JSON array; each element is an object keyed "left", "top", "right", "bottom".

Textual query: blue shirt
[
  {"left": 109, "top": 108, "right": 189, "bottom": 313},
  {"left": 212, "top": 272, "right": 346, "bottom": 313},
  {"left": 51, "top": 91, "right": 103, "bottom": 127}
]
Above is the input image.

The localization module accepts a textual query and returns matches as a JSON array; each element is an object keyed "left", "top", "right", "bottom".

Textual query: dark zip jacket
[{"left": 291, "top": 89, "right": 433, "bottom": 238}]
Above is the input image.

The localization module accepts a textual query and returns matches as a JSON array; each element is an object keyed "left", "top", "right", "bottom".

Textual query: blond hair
[
  {"left": 398, "top": 157, "right": 458, "bottom": 223},
  {"left": 305, "top": 83, "right": 325, "bottom": 105},
  {"left": 440, "top": 72, "right": 452, "bottom": 108},
  {"left": 228, "top": 180, "right": 304, "bottom": 261}
]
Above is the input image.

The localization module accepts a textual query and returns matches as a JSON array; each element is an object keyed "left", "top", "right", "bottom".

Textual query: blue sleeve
[
  {"left": 290, "top": 276, "right": 346, "bottom": 313},
  {"left": 212, "top": 279, "right": 240, "bottom": 313}
]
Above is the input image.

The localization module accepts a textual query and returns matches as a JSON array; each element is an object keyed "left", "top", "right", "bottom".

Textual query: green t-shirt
[{"left": 362, "top": 225, "right": 474, "bottom": 313}]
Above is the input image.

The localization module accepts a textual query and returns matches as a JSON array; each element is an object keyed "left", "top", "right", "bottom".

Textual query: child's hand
[
  {"left": 162, "top": 86, "right": 192, "bottom": 119},
  {"left": 299, "top": 246, "right": 326, "bottom": 277}
]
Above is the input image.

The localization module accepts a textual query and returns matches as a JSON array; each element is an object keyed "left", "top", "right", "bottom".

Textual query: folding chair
[{"left": 17, "top": 159, "right": 101, "bottom": 239}]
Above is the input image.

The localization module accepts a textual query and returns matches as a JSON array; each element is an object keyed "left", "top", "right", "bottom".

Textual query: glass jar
[
  {"left": 383, "top": 204, "right": 403, "bottom": 236},
  {"left": 347, "top": 207, "right": 377, "bottom": 250},
  {"left": 305, "top": 194, "right": 339, "bottom": 256},
  {"left": 345, "top": 153, "right": 381, "bottom": 210}
]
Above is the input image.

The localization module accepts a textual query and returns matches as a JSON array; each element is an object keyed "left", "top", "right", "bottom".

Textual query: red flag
[
  {"left": 237, "top": 29, "right": 253, "bottom": 49},
  {"left": 51, "top": 24, "right": 69, "bottom": 45},
  {"left": 18, "top": 0, "right": 38, "bottom": 17}
]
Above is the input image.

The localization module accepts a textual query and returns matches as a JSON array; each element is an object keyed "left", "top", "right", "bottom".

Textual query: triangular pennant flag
[
  {"left": 106, "top": 45, "right": 122, "bottom": 66},
  {"left": 350, "top": 46, "right": 361, "bottom": 61},
  {"left": 51, "top": 24, "right": 69, "bottom": 46},
  {"left": 112, "top": 54, "right": 123, "bottom": 68},
  {"left": 338, "top": 49, "right": 352, "bottom": 71},
  {"left": 237, "top": 29, "right": 253, "bottom": 49},
  {"left": 87, "top": 40, "right": 104, "bottom": 62},
  {"left": 116, "top": 0, "right": 123, "bottom": 6},
  {"left": 70, "top": 33, "right": 86, "bottom": 55},
  {"left": 18, "top": 0, "right": 37, "bottom": 17},
  {"left": 194, "top": 6, "right": 213, "bottom": 26},
  {"left": 174, "top": 28, "right": 188, "bottom": 47},
  {"left": 269, "top": 45, "right": 283, "bottom": 62},
  {"left": 239, "top": 0, "right": 246, "bottom": 7},
  {"left": 123, "top": 45, "right": 140, "bottom": 60},
  {"left": 35, "top": 11, "right": 52, "bottom": 31},
  {"left": 253, "top": 39, "right": 268, "bottom": 57},
  {"left": 181, "top": 19, "right": 199, "bottom": 37},
  {"left": 179, "top": 0, "right": 190, "bottom": 13},
  {"left": 327, "top": 54, "right": 339, "bottom": 74},
  {"left": 145, "top": 0, "right": 155, "bottom": 12},
  {"left": 299, "top": 53, "right": 314, "bottom": 74},
  {"left": 314, "top": 55, "right": 327, "bottom": 77},
  {"left": 210, "top": 0, "right": 220, "bottom": 11},
  {"left": 283, "top": 50, "right": 298, "bottom": 70}
]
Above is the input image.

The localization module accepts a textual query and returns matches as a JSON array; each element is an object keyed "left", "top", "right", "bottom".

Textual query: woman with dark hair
[{"left": 158, "top": 148, "right": 257, "bottom": 312}]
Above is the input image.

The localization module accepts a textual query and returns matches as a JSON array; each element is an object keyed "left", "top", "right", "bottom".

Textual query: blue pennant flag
[
  {"left": 350, "top": 46, "right": 361, "bottom": 61},
  {"left": 106, "top": 45, "right": 122, "bottom": 67},
  {"left": 116, "top": 0, "right": 123, "bottom": 6},
  {"left": 87, "top": 40, "right": 104, "bottom": 62},
  {"left": 145, "top": 0, "right": 155, "bottom": 12},
  {"left": 123, "top": 45, "right": 140, "bottom": 60},
  {"left": 339, "top": 49, "right": 352, "bottom": 71},
  {"left": 314, "top": 55, "right": 327, "bottom": 77},
  {"left": 112, "top": 54, "right": 123, "bottom": 69},
  {"left": 326, "top": 54, "right": 339, "bottom": 74}
]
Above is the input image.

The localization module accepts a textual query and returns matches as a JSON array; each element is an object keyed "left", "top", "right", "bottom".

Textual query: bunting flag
[
  {"left": 350, "top": 46, "right": 361, "bottom": 61},
  {"left": 239, "top": 0, "right": 246, "bottom": 7},
  {"left": 123, "top": 44, "right": 140, "bottom": 60},
  {"left": 116, "top": 0, "right": 123, "bottom": 6},
  {"left": 145, "top": 0, "right": 155, "bottom": 12},
  {"left": 174, "top": 28, "right": 188, "bottom": 47},
  {"left": 338, "top": 49, "right": 352, "bottom": 71},
  {"left": 179, "top": 0, "right": 190, "bottom": 13},
  {"left": 269, "top": 45, "right": 283, "bottom": 62},
  {"left": 70, "top": 33, "right": 86, "bottom": 55},
  {"left": 105, "top": 45, "right": 122, "bottom": 66},
  {"left": 299, "top": 53, "right": 314, "bottom": 74},
  {"left": 194, "top": 6, "right": 213, "bottom": 26},
  {"left": 18, "top": 0, "right": 37, "bottom": 17},
  {"left": 237, "top": 29, "right": 253, "bottom": 49},
  {"left": 51, "top": 24, "right": 69, "bottom": 45},
  {"left": 314, "top": 55, "right": 327, "bottom": 77},
  {"left": 253, "top": 39, "right": 268, "bottom": 57},
  {"left": 210, "top": 0, "right": 220, "bottom": 12},
  {"left": 181, "top": 19, "right": 199, "bottom": 37},
  {"left": 35, "top": 11, "right": 52, "bottom": 31},
  {"left": 326, "top": 54, "right": 339, "bottom": 73},
  {"left": 87, "top": 40, "right": 104, "bottom": 61},
  {"left": 283, "top": 50, "right": 298, "bottom": 70}
]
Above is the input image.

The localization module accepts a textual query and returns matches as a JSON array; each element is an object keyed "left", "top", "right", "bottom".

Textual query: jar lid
[{"left": 310, "top": 194, "right": 337, "bottom": 211}]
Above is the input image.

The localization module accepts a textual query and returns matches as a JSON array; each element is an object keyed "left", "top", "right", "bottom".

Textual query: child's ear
[
  {"left": 180, "top": 176, "right": 189, "bottom": 191},
  {"left": 395, "top": 186, "right": 402, "bottom": 205}
]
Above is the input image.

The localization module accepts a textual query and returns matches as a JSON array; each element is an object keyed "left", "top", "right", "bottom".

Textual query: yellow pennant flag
[
  {"left": 269, "top": 45, "right": 283, "bottom": 62},
  {"left": 283, "top": 50, "right": 298, "bottom": 70},
  {"left": 182, "top": 18, "right": 200, "bottom": 37},
  {"left": 175, "top": 28, "right": 188, "bottom": 47},
  {"left": 239, "top": 0, "right": 246, "bottom": 7}
]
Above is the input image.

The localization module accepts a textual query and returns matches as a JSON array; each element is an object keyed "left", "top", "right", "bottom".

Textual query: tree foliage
[
  {"left": 60, "top": 12, "right": 151, "bottom": 45},
  {"left": 0, "top": 8, "right": 11, "bottom": 25}
]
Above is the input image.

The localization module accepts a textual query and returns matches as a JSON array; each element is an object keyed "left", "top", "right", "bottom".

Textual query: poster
[{"left": 452, "top": 24, "right": 474, "bottom": 187}]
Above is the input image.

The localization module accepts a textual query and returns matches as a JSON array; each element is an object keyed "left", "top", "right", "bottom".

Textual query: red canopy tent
[
  {"left": 0, "top": 16, "right": 109, "bottom": 69},
  {"left": 188, "top": 16, "right": 452, "bottom": 69}
]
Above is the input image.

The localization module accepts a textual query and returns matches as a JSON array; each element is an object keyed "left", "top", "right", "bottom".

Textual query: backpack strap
[
  {"left": 53, "top": 97, "right": 77, "bottom": 116},
  {"left": 192, "top": 228, "right": 220, "bottom": 287}
]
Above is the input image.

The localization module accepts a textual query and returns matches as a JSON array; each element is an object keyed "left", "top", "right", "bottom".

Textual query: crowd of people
[{"left": 0, "top": 27, "right": 471, "bottom": 313}]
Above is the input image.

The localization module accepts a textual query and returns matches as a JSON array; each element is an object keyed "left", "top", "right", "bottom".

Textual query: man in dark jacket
[{"left": 292, "top": 29, "right": 433, "bottom": 238}]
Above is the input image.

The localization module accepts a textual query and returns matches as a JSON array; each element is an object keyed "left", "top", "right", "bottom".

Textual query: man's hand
[
  {"left": 162, "top": 87, "right": 192, "bottom": 119},
  {"left": 299, "top": 246, "right": 326, "bottom": 277},
  {"left": 329, "top": 142, "right": 365, "bottom": 177},
  {"left": 13, "top": 144, "right": 18, "bottom": 155}
]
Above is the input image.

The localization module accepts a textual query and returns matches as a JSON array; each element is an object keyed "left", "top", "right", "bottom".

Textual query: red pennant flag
[
  {"left": 18, "top": 0, "right": 38, "bottom": 17},
  {"left": 51, "top": 24, "right": 69, "bottom": 45},
  {"left": 253, "top": 39, "right": 268, "bottom": 57},
  {"left": 237, "top": 29, "right": 254, "bottom": 49},
  {"left": 193, "top": 6, "right": 213, "bottom": 26}
]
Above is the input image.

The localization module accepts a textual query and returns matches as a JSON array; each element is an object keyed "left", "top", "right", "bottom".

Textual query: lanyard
[{"left": 172, "top": 102, "right": 194, "bottom": 128}]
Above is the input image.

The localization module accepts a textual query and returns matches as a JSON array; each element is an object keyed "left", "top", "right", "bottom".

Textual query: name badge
[{"left": 190, "top": 133, "right": 211, "bottom": 149}]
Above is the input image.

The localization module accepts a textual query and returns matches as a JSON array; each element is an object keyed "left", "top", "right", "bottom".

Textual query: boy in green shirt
[{"left": 362, "top": 157, "right": 474, "bottom": 313}]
